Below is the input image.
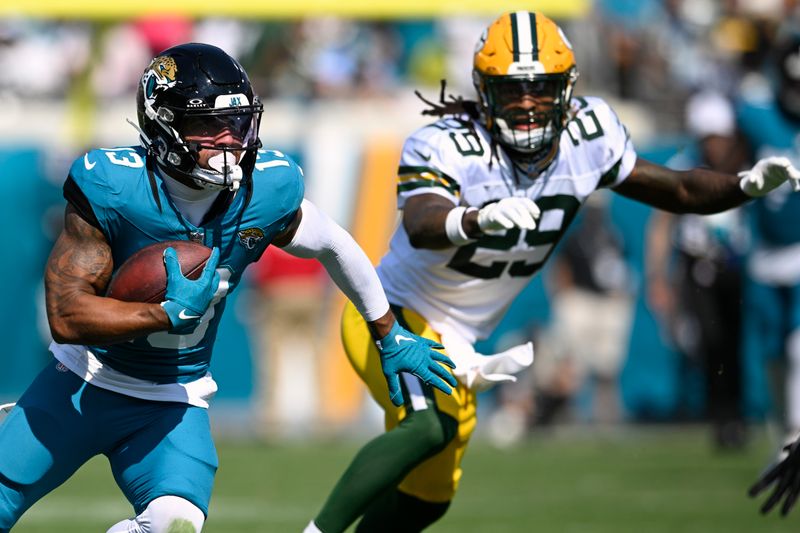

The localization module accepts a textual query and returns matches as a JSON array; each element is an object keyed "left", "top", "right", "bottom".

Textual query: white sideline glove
[
  {"left": 739, "top": 156, "right": 800, "bottom": 197},
  {"left": 477, "top": 197, "right": 541, "bottom": 233},
  {"left": 442, "top": 332, "right": 535, "bottom": 392},
  {"left": 467, "top": 342, "right": 535, "bottom": 392}
]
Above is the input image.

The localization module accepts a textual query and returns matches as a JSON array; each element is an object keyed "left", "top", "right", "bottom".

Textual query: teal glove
[
  {"left": 161, "top": 247, "right": 220, "bottom": 333},
  {"left": 376, "top": 321, "right": 457, "bottom": 406}
]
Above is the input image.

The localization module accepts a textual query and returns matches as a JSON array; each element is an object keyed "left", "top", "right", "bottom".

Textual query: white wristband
[{"left": 445, "top": 206, "right": 477, "bottom": 246}]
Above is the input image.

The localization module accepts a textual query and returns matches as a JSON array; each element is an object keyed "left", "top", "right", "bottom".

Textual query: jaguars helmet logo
[
  {"left": 142, "top": 56, "right": 178, "bottom": 107},
  {"left": 238, "top": 228, "right": 265, "bottom": 250}
]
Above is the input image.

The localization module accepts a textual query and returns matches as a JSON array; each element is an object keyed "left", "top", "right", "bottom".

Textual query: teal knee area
[{"left": 400, "top": 408, "right": 458, "bottom": 456}]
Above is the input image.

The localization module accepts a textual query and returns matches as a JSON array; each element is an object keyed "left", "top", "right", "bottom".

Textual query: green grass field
[{"left": 11, "top": 426, "right": 800, "bottom": 532}]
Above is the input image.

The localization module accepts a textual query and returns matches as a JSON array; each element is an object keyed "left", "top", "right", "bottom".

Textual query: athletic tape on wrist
[{"left": 445, "top": 206, "right": 477, "bottom": 246}]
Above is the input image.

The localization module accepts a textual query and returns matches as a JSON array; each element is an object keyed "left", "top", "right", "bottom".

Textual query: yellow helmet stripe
[{"left": 511, "top": 11, "right": 539, "bottom": 63}]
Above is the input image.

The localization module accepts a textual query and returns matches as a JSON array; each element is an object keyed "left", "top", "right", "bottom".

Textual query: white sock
[
  {"left": 106, "top": 496, "right": 205, "bottom": 533},
  {"left": 303, "top": 520, "right": 323, "bottom": 533}
]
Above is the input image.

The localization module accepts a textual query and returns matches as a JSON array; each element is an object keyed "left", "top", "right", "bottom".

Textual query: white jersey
[{"left": 377, "top": 96, "right": 637, "bottom": 343}]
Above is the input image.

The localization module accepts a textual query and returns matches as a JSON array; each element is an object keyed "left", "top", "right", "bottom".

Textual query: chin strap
[
  {"left": 227, "top": 164, "right": 243, "bottom": 191},
  {"left": 126, "top": 117, "right": 154, "bottom": 149}
]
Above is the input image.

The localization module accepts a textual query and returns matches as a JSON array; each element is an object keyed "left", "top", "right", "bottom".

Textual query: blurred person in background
[
  {"left": 0, "top": 43, "right": 456, "bottom": 533},
  {"left": 646, "top": 89, "right": 750, "bottom": 450},
  {"left": 250, "top": 245, "right": 326, "bottom": 437},
  {"left": 743, "top": 28, "right": 800, "bottom": 516},
  {"left": 535, "top": 191, "right": 632, "bottom": 426},
  {"left": 0, "top": 21, "right": 90, "bottom": 99},
  {"left": 305, "top": 11, "right": 800, "bottom": 533}
]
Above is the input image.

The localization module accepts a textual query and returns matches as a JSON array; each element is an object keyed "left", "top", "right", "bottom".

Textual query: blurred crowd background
[{"left": 1, "top": 0, "right": 798, "bottom": 450}]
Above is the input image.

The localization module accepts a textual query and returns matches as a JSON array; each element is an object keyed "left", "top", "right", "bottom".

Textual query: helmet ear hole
[{"left": 157, "top": 107, "right": 175, "bottom": 123}]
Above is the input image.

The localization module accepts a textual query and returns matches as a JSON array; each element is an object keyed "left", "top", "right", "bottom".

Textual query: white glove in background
[
  {"left": 477, "top": 197, "right": 541, "bottom": 233},
  {"left": 739, "top": 156, "right": 800, "bottom": 197}
]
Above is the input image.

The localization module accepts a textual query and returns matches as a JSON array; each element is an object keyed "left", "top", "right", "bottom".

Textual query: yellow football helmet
[{"left": 473, "top": 11, "right": 578, "bottom": 168}]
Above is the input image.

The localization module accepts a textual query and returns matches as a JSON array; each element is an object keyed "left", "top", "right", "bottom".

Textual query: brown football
[{"left": 106, "top": 240, "right": 212, "bottom": 303}]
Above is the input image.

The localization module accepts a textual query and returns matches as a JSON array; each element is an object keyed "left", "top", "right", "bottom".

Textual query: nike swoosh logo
[
  {"left": 395, "top": 334, "right": 416, "bottom": 345},
  {"left": 178, "top": 309, "right": 201, "bottom": 320},
  {"left": 84, "top": 154, "right": 96, "bottom": 170},
  {"left": 413, "top": 149, "right": 431, "bottom": 161}
]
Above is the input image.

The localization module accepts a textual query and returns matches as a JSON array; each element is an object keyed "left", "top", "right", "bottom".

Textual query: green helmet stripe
[
  {"left": 510, "top": 13, "right": 520, "bottom": 62},
  {"left": 512, "top": 11, "right": 538, "bottom": 63}
]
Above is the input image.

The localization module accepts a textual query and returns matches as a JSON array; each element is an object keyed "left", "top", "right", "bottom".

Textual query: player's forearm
[
  {"left": 403, "top": 197, "right": 482, "bottom": 249},
  {"left": 403, "top": 203, "right": 452, "bottom": 248},
  {"left": 46, "top": 289, "right": 170, "bottom": 345},
  {"left": 618, "top": 159, "right": 750, "bottom": 214},
  {"left": 45, "top": 211, "right": 173, "bottom": 344},
  {"left": 673, "top": 167, "right": 751, "bottom": 214},
  {"left": 316, "top": 242, "right": 390, "bottom": 323},
  {"left": 366, "top": 309, "right": 397, "bottom": 340}
]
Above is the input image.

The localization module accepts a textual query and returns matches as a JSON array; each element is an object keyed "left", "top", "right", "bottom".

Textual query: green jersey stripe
[
  {"left": 398, "top": 180, "right": 459, "bottom": 196},
  {"left": 598, "top": 158, "right": 623, "bottom": 188}
]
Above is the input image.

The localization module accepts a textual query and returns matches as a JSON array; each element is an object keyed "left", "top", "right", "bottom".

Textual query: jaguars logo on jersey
[{"left": 237, "top": 227, "right": 265, "bottom": 250}]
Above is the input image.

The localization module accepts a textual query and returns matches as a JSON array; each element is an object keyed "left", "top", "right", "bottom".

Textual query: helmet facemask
[
  {"left": 480, "top": 73, "right": 575, "bottom": 159},
  {"left": 168, "top": 103, "right": 262, "bottom": 191}
]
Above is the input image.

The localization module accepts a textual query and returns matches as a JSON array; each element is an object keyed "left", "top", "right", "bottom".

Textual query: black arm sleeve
[{"left": 63, "top": 175, "right": 102, "bottom": 231}]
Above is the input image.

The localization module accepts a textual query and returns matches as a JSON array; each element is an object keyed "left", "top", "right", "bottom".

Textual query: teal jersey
[
  {"left": 737, "top": 94, "right": 800, "bottom": 246},
  {"left": 65, "top": 145, "right": 304, "bottom": 383}
]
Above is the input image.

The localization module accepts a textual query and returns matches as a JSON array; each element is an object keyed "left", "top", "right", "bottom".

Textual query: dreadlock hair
[
  {"left": 415, "top": 79, "right": 480, "bottom": 120},
  {"left": 415, "top": 79, "right": 506, "bottom": 169}
]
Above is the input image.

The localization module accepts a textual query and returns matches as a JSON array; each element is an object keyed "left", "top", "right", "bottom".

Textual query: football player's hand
[
  {"left": 477, "top": 197, "right": 541, "bottom": 233},
  {"left": 748, "top": 434, "right": 800, "bottom": 516},
  {"left": 376, "top": 321, "right": 457, "bottom": 406},
  {"left": 161, "top": 247, "right": 220, "bottom": 333},
  {"left": 739, "top": 156, "right": 800, "bottom": 197}
]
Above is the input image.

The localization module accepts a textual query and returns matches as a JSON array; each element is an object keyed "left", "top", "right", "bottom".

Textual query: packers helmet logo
[
  {"left": 237, "top": 227, "right": 265, "bottom": 250},
  {"left": 142, "top": 56, "right": 178, "bottom": 102}
]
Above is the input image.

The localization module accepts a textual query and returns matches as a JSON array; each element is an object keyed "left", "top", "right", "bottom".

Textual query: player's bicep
[
  {"left": 272, "top": 207, "right": 303, "bottom": 247},
  {"left": 613, "top": 157, "right": 687, "bottom": 210},
  {"left": 45, "top": 203, "right": 113, "bottom": 303}
]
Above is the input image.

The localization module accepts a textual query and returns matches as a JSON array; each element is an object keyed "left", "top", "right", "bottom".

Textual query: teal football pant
[{"left": 0, "top": 359, "right": 217, "bottom": 530}]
